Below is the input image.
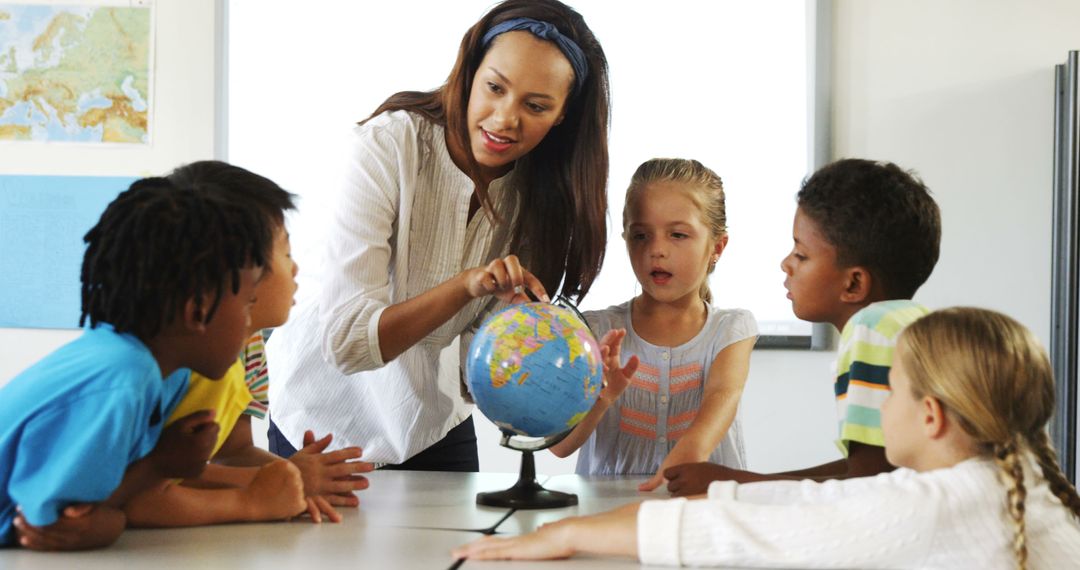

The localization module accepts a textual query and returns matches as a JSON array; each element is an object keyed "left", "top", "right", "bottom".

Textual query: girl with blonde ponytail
[
  {"left": 456, "top": 307, "right": 1080, "bottom": 569},
  {"left": 547, "top": 158, "right": 758, "bottom": 492}
]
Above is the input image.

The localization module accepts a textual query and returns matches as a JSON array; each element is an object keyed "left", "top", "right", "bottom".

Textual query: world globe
[{"left": 466, "top": 302, "right": 604, "bottom": 438}]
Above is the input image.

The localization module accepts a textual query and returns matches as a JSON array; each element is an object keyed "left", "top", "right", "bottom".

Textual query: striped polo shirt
[
  {"left": 835, "top": 300, "right": 929, "bottom": 453},
  {"left": 242, "top": 331, "right": 269, "bottom": 419}
]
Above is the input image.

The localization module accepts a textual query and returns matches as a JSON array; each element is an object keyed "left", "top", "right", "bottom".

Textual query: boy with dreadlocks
[
  {"left": 0, "top": 173, "right": 275, "bottom": 550},
  {"left": 121, "top": 161, "right": 371, "bottom": 527}
]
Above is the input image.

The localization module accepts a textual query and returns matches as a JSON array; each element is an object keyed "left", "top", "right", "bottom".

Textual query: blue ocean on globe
[{"left": 466, "top": 302, "right": 603, "bottom": 437}]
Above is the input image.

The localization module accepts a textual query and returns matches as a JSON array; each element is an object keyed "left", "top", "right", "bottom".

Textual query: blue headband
[{"left": 480, "top": 17, "right": 589, "bottom": 98}]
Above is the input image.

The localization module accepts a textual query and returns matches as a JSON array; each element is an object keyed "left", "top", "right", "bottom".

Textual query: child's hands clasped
[
  {"left": 463, "top": 254, "right": 549, "bottom": 304},
  {"left": 148, "top": 410, "right": 219, "bottom": 479},
  {"left": 12, "top": 503, "right": 125, "bottom": 551},
  {"left": 288, "top": 430, "right": 375, "bottom": 522},
  {"left": 242, "top": 460, "right": 306, "bottom": 521}
]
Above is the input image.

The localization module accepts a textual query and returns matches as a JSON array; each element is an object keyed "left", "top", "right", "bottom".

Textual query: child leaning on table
[
  {"left": 1, "top": 175, "right": 274, "bottom": 550},
  {"left": 455, "top": 307, "right": 1080, "bottom": 568},
  {"left": 207, "top": 162, "right": 374, "bottom": 518},
  {"left": 122, "top": 161, "right": 374, "bottom": 528}
]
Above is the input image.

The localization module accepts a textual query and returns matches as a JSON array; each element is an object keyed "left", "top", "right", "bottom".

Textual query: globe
[{"left": 466, "top": 302, "right": 604, "bottom": 438}]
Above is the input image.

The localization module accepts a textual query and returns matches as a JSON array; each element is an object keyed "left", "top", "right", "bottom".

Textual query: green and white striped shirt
[{"left": 834, "top": 300, "right": 929, "bottom": 454}]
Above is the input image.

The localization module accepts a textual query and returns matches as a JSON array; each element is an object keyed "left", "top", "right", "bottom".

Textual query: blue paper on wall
[{"left": 0, "top": 175, "right": 136, "bottom": 329}]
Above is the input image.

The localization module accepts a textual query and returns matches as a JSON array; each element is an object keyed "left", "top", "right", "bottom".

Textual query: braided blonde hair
[
  {"left": 623, "top": 158, "right": 727, "bottom": 303},
  {"left": 898, "top": 307, "right": 1080, "bottom": 570}
]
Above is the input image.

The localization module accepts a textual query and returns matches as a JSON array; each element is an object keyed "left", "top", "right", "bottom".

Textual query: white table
[
  {"left": 462, "top": 475, "right": 668, "bottom": 570},
  {"left": 0, "top": 519, "right": 481, "bottom": 569},
  {"left": 495, "top": 475, "right": 662, "bottom": 535},
  {"left": 357, "top": 470, "right": 528, "bottom": 531},
  {"left": 0, "top": 471, "right": 685, "bottom": 569}
]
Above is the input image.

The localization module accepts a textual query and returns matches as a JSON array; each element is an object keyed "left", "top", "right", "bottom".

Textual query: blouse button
[
  {"left": 661, "top": 352, "right": 669, "bottom": 361},
  {"left": 660, "top": 395, "right": 668, "bottom": 404}
]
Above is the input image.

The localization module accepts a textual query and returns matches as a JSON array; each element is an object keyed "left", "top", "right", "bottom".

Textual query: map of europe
[{"left": 0, "top": 4, "right": 151, "bottom": 143}]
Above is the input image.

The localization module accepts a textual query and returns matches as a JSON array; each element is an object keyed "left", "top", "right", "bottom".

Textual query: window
[{"left": 227, "top": 0, "right": 817, "bottom": 342}]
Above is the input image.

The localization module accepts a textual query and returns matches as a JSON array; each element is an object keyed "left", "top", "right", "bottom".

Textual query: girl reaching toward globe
[
  {"left": 263, "top": 0, "right": 612, "bottom": 471},
  {"left": 548, "top": 158, "right": 759, "bottom": 491}
]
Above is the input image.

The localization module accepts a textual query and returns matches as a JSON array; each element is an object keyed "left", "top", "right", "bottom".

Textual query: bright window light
[{"left": 228, "top": 0, "right": 811, "bottom": 336}]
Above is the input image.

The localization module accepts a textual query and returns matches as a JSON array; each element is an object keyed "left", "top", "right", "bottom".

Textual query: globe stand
[{"left": 476, "top": 431, "right": 578, "bottom": 509}]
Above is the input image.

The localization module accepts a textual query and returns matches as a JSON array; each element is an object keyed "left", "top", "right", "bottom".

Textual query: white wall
[
  {"left": 832, "top": 0, "right": 1074, "bottom": 343},
  {"left": 0, "top": 0, "right": 218, "bottom": 384},
  {"left": 830, "top": 0, "right": 1080, "bottom": 479}
]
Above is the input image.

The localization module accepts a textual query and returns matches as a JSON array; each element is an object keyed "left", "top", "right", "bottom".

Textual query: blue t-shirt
[{"left": 0, "top": 324, "right": 189, "bottom": 545}]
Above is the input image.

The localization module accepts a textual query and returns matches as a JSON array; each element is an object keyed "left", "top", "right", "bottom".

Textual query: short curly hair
[
  {"left": 168, "top": 160, "right": 296, "bottom": 229},
  {"left": 797, "top": 159, "right": 941, "bottom": 299}
]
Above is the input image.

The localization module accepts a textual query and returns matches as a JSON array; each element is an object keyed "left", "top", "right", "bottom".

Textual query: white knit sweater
[{"left": 638, "top": 455, "right": 1080, "bottom": 568}]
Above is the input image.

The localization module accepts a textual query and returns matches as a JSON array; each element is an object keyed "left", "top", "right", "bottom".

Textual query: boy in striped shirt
[{"left": 663, "top": 159, "right": 941, "bottom": 494}]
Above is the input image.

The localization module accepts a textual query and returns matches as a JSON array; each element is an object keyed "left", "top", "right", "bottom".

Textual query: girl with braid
[
  {"left": 1, "top": 176, "right": 274, "bottom": 550},
  {"left": 454, "top": 307, "right": 1080, "bottom": 568}
]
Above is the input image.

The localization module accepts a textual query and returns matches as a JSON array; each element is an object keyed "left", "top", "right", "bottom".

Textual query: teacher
[{"left": 266, "top": 0, "right": 611, "bottom": 471}]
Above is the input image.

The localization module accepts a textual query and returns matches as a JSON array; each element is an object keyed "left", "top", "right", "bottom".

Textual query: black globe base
[{"left": 476, "top": 450, "right": 578, "bottom": 509}]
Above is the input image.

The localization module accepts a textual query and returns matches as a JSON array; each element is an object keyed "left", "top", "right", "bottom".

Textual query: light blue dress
[{"left": 574, "top": 301, "right": 758, "bottom": 476}]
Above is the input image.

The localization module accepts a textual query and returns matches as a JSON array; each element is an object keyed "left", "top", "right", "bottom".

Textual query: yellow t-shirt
[{"left": 166, "top": 358, "right": 252, "bottom": 458}]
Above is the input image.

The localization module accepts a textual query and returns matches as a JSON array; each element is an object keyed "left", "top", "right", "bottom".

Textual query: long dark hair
[{"left": 363, "top": 0, "right": 609, "bottom": 301}]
